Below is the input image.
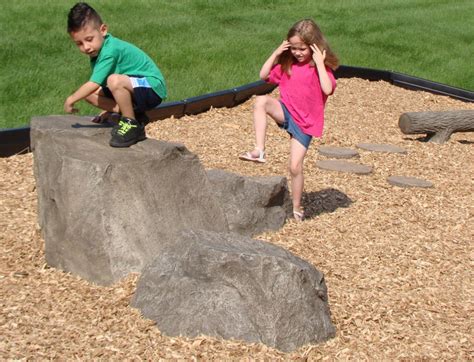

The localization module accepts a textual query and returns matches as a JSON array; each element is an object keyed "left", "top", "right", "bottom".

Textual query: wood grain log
[{"left": 399, "top": 110, "right": 474, "bottom": 143}]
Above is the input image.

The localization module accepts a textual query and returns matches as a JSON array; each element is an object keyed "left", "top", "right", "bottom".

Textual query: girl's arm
[
  {"left": 259, "top": 40, "right": 290, "bottom": 80},
  {"left": 64, "top": 81, "right": 101, "bottom": 113},
  {"left": 310, "top": 44, "right": 334, "bottom": 95}
]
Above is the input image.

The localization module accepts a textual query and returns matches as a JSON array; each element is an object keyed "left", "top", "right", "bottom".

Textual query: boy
[{"left": 64, "top": 2, "right": 167, "bottom": 147}]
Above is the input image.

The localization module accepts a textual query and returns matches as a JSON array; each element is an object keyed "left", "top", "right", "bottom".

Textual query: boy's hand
[{"left": 64, "top": 97, "right": 79, "bottom": 114}]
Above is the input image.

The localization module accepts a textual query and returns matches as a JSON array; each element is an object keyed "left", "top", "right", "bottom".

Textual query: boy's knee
[
  {"left": 106, "top": 74, "right": 119, "bottom": 89},
  {"left": 106, "top": 74, "right": 128, "bottom": 90}
]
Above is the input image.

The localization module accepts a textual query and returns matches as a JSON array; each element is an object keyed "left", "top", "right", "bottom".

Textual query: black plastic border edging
[
  {"left": 0, "top": 127, "right": 31, "bottom": 157},
  {"left": 1, "top": 65, "right": 472, "bottom": 157},
  {"left": 335, "top": 65, "right": 473, "bottom": 102}
]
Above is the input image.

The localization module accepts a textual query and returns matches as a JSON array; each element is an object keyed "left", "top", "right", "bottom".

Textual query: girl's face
[{"left": 288, "top": 35, "right": 311, "bottom": 63}]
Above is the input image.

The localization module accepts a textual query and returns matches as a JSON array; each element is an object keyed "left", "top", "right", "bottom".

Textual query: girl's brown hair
[{"left": 279, "top": 19, "right": 339, "bottom": 75}]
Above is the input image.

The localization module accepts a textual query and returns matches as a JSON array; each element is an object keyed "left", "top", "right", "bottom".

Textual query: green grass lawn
[{"left": 1, "top": 0, "right": 473, "bottom": 129}]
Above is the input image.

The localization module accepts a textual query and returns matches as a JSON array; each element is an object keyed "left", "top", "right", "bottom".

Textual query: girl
[{"left": 239, "top": 18, "right": 339, "bottom": 221}]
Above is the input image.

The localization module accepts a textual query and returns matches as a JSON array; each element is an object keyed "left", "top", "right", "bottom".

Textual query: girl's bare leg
[
  {"left": 288, "top": 137, "right": 307, "bottom": 215},
  {"left": 250, "top": 95, "right": 285, "bottom": 157}
]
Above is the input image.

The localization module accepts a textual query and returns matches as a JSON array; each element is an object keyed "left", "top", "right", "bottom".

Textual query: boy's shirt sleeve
[{"left": 90, "top": 54, "right": 116, "bottom": 86}]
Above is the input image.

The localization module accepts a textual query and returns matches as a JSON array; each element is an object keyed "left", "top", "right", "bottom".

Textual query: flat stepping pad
[
  {"left": 356, "top": 143, "right": 407, "bottom": 154},
  {"left": 387, "top": 176, "right": 433, "bottom": 188},
  {"left": 318, "top": 146, "right": 359, "bottom": 159},
  {"left": 316, "top": 160, "right": 373, "bottom": 175}
]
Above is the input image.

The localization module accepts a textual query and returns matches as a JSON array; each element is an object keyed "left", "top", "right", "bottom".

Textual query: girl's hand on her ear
[
  {"left": 275, "top": 40, "right": 291, "bottom": 56},
  {"left": 310, "top": 44, "right": 326, "bottom": 64}
]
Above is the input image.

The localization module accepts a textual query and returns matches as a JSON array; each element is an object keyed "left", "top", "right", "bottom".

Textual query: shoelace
[{"left": 117, "top": 120, "right": 137, "bottom": 136}]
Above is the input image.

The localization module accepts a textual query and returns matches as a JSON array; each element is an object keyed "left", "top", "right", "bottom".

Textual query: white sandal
[
  {"left": 239, "top": 149, "right": 266, "bottom": 163},
  {"left": 293, "top": 210, "right": 304, "bottom": 222}
]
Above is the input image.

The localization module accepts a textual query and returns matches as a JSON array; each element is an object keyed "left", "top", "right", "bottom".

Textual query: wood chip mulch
[{"left": 1, "top": 78, "right": 473, "bottom": 359}]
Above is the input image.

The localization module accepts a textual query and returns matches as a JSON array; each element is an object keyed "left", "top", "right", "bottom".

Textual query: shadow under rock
[
  {"left": 71, "top": 122, "right": 114, "bottom": 129},
  {"left": 302, "top": 188, "right": 353, "bottom": 220},
  {"left": 402, "top": 136, "right": 431, "bottom": 143},
  {"left": 402, "top": 136, "right": 474, "bottom": 144}
]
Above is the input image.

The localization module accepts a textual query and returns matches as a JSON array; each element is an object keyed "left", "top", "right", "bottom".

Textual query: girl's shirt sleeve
[
  {"left": 267, "top": 64, "right": 283, "bottom": 85},
  {"left": 326, "top": 67, "right": 337, "bottom": 95}
]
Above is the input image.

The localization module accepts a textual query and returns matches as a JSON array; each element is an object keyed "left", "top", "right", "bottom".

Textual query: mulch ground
[{"left": 1, "top": 78, "right": 473, "bottom": 359}]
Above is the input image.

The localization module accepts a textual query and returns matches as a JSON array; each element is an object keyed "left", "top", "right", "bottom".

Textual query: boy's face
[{"left": 70, "top": 22, "right": 108, "bottom": 58}]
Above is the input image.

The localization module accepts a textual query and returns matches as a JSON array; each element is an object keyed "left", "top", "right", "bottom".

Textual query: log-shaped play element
[{"left": 399, "top": 110, "right": 474, "bottom": 143}]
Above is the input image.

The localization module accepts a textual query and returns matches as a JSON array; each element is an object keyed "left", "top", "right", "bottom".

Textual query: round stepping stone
[
  {"left": 318, "top": 146, "right": 359, "bottom": 159},
  {"left": 356, "top": 143, "right": 407, "bottom": 154},
  {"left": 387, "top": 176, "right": 433, "bottom": 188},
  {"left": 316, "top": 160, "right": 373, "bottom": 175}
]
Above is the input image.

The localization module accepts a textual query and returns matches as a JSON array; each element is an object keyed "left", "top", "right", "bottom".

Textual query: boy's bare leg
[
  {"left": 106, "top": 74, "right": 135, "bottom": 120},
  {"left": 85, "top": 88, "right": 119, "bottom": 113}
]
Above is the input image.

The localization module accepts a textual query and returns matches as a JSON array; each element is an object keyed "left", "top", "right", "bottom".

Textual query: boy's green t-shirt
[{"left": 90, "top": 34, "right": 167, "bottom": 100}]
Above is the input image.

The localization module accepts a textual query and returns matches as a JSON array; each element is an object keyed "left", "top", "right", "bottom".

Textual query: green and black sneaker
[
  {"left": 111, "top": 111, "right": 148, "bottom": 136},
  {"left": 109, "top": 117, "right": 146, "bottom": 148}
]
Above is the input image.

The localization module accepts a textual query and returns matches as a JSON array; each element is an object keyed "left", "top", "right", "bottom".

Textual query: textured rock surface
[
  {"left": 387, "top": 175, "right": 434, "bottom": 188},
  {"left": 316, "top": 159, "right": 373, "bottom": 175},
  {"left": 206, "top": 169, "right": 292, "bottom": 236},
  {"left": 318, "top": 146, "right": 359, "bottom": 159},
  {"left": 30, "top": 115, "right": 229, "bottom": 285},
  {"left": 356, "top": 143, "right": 407, "bottom": 154},
  {"left": 132, "top": 230, "right": 335, "bottom": 352}
]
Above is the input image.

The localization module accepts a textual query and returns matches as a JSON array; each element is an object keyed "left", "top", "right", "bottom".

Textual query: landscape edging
[{"left": 1, "top": 65, "right": 472, "bottom": 157}]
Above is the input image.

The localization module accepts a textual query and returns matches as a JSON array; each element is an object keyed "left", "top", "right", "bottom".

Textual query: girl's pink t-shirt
[{"left": 267, "top": 62, "right": 336, "bottom": 137}]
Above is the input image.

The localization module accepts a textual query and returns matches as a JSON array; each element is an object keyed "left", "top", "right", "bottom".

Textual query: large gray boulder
[
  {"left": 30, "top": 115, "right": 229, "bottom": 285},
  {"left": 206, "top": 169, "right": 292, "bottom": 236},
  {"left": 132, "top": 230, "right": 335, "bottom": 352}
]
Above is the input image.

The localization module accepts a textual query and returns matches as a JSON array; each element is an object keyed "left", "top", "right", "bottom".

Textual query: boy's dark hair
[{"left": 67, "top": 2, "right": 103, "bottom": 33}]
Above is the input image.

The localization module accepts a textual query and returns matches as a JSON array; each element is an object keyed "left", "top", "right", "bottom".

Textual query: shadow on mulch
[
  {"left": 402, "top": 136, "right": 474, "bottom": 144},
  {"left": 302, "top": 188, "right": 353, "bottom": 220}
]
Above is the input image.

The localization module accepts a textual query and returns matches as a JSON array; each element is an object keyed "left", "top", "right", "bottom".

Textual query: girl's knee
[
  {"left": 289, "top": 162, "right": 303, "bottom": 177},
  {"left": 254, "top": 95, "right": 270, "bottom": 109}
]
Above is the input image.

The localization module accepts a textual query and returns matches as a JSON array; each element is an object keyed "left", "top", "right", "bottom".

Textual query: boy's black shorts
[{"left": 102, "top": 76, "right": 162, "bottom": 114}]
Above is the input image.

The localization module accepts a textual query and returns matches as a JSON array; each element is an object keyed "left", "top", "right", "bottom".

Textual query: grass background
[{"left": 1, "top": 0, "right": 473, "bottom": 129}]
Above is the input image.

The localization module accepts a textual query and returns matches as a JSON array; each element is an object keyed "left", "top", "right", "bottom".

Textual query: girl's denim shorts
[{"left": 278, "top": 101, "right": 312, "bottom": 149}]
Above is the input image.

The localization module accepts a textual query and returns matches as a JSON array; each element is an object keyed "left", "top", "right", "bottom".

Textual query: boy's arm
[{"left": 64, "top": 81, "right": 100, "bottom": 113}]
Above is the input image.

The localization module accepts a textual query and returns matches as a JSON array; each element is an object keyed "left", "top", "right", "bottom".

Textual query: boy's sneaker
[
  {"left": 109, "top": 117, "right": 146, "bottom": 148},
  {"left": 111, "top": 111, "right": 149, "bottom": 136}
]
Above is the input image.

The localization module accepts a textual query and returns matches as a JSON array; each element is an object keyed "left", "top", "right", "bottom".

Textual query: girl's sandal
[
  {"left": 293, "top": 210, "right": 304, "bottom": 222},
  {"left": 239, "top": 149, "right": 266, "bottom": 163}
]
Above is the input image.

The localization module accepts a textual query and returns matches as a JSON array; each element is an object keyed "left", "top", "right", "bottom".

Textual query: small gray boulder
[
  {"left": 132, "top": 230, "right": 335, "bottom": 352},
  {"left": 206, "top": 169, "right": 292, "bottom": 236}
]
